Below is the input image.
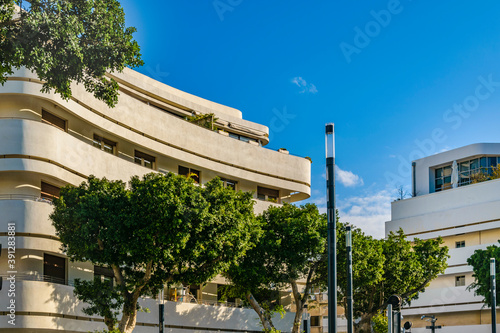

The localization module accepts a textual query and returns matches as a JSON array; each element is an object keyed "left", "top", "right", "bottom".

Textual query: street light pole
[
  {"left": 346, "top": 225, "right": 353, "bottom": 333},
  {"left": 159, "top": 289, "right": 164, "bottom": 333},
  {"left": 492, "top": 258, "right": 497, "bottom": 333},
  {"left": 326, "top": 123, "right": 337, "bottom": 333}
]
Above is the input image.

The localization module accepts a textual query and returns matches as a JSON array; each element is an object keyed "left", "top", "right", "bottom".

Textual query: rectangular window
[
  {"left": 178, "top": 165, "right": 200, "bottom": 183},
  {"left": 41, "top": 182, "right": 60, "bottom": 201},
  {"left": 94, "top": 265, "right": 114, "bottom": 286},
  {"left": 434, "top": 165, "right": 452, "bottom": 192},
  {"left": 134, "top": 150, "right": 155, "bottom": 169},
  {"left": 311, "top": 316, "right": 321, "bottom": 327},
  {"left": 456, "top": 240, "right": 465, "bottom": 248},
  {"left": 455, "top": 275, "right": 465, "bottom": 287},
  {"left": 93, "top": 135, "right": 116, "bottom": 155},
  {"left": 42, "top": 109, "right": 66, "bottom": 131},
  {"left": 220, "top": 178, "right": 237, "bottom": 190},
  {"left": 257, "top": 186, "right": 280, "bottom": 202},
  {"left": 44, "top": 253, "right": 66, "bottom": 284}
]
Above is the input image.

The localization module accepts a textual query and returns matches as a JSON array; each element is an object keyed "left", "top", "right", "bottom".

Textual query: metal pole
[
  {"left": 397, "top": 311, "right": 401, "bottom": 333},
  {"left": 346, "top": 225, "right": 353, "bottom": 333},
  {"left": 303, "top": 304, "right": 310, "bottom": 333},
  {"left": 492, "top": 258, "right": 497, "bottom": 333},
  {"left": 326, "top": 123, "right": 337, "bottom": 333},
  {"left": 387, "top": 304, "right": 392, "bottom": 333},
  {"left": 159, "top": 289, "right": 164, "bottom": 333}
]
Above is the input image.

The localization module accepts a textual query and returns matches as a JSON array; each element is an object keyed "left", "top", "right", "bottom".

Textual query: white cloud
[
  {"left": 291, "top": 76, "right": 318, "bottom": 94},
  {"left": 335, "top": 165, "right": 364, "bottom": 187},
  {"left": 337, "top": 190, "right": 392, "bottom": 239},
  {"left": 308, "top": 189, "right": 391, "bottom": 239}
]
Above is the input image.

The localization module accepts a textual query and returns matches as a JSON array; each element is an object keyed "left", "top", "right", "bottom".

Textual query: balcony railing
[
  {"left": 0, "top": 273, "right": 72, "bottom": 286},
  {"left": 0, "top": 194, "right": 53, "bottom": 204}
]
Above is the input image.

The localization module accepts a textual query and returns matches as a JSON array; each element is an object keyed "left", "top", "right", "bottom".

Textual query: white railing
[{"left": 0, "top": 194, "right": 53, "bottom": 204}]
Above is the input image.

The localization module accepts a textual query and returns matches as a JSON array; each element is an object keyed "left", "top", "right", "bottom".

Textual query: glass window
[
  {"left": 93, "top": 135, "right": 116, "bottom": 154},
  {"left": 489, "top": 157, "right": 497, "bottom": 168},
  {"left": 134, "top": 150, "right": 155, "bottom": 169},
  {"left": 94, "top": 265, "right": 114, "bottom": 286},
  {"left": 178, "top": 165, "right": 200, "bottom": 183},
  {"left": 42, "top": 109, "right": 66, "bottom": 131},
  {"left": 455, "top": 240, "right": 465, "bottom": 248},
  {"left": 455, "top": 275, "right": 465, "bottom": 287},
  {"left": 44, "top": 253, "right": 66, "bottom": 284},
  {"left": 41, "top": 182, "right": 60, "bottom": 201},
  {"left": 220, "top": 178, "right": 237, "bottom": 190},
  {"left": 257, "top": 186, "right": 279, "bottom": 202}
]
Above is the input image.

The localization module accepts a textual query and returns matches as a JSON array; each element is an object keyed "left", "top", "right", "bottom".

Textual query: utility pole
[{"left": 325, "top": 123, "right": 337, "bottom": 333}]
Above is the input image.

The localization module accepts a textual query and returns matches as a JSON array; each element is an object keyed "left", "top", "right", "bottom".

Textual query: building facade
[
  {"left": 386, "top": 143, "right": 500, "bottom": 332},
  {"left": 0, "top": 67, "right": 311, "bottom": 332}
]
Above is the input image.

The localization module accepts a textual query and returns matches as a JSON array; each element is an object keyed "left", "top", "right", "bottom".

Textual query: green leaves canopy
[
  {"left": 225, "top": 203, "right": 327, "bottom": 333},
  {"left": 50, "top": 173, "right": 257, "bottom": 332},
  {"left": 0, "top": 0, "right": 143, "bottom": 107},
  {"left": 336, "top": 227, "right": 449, "bottom": 331},
  {"left": 467, "top": 242, "right": 500, "bottom": 307}
]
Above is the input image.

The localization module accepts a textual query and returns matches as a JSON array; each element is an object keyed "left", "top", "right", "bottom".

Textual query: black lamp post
[
  {"left": 346, "top": 225, "right": 353, "bottom": 333},
  {"left": 492, "top": 258, "right": 497, "bottom": 333},
  {"left": 325, "top": 123, "right": 337, "bottom": 333}
]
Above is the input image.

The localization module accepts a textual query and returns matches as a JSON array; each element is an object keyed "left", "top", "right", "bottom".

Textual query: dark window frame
[
  {"left": 42, "top": 109, "right": 67, "bottom": 132},
  {"left": 135, "top": 150, "right": 156, "bottom": 169}
]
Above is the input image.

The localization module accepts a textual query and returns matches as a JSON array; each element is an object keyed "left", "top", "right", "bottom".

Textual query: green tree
[
  {"left": 225, "top": 203, "right": 327, "bottom": 333},
  {"left": 0, "top": 0, "right": 143, "bottom": 107},
  {"left": 336, "top": 228, "right": 449, "bottom": 332},
  {"left": 467, "top": 242, "right": 500, "bottom": 307},
  {"left": 50, "top": 173, "right": 257, "bottom": 333}
]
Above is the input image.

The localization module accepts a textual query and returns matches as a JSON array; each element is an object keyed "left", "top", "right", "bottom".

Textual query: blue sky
[{"left": 119, "top": 0, "right": 500, "bottom": 238}]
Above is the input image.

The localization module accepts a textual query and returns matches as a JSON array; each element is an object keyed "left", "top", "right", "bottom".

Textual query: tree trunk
[
  {"left": 104, "top": 316, "right": 115, "bottom": 331},
  {"left": 290, "top": 280, "right": 304, "bottom": 333},
  {"left": 246, "top": 292, "right": 276, "bottom": 332},
  {"left": 356, "top": 313, "right": 373, "bottom": 333}
]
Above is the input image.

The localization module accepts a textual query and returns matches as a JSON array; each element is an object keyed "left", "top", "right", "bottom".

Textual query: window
[
  {"left": 42, "top": 109, "right": 66, "bottom": 131},
  {"left": 178, "top": 165, "right": 200, "bottom": 183},
  {"left": 257, "top": 186, "right": 279, "bottom": 202},
  {"left": 220, "top": 178, "right": 237, "bottom": 190},
  {"left": 94, "top": 265, "right": 114, "bottom": 286},
  {"left": 456, "top": 240, "right": 465, "bottom": 248},
  {"left": 434, "top": 165, "right": 452, "bottom": 192},
  {"left": 134, "top": 150, "right": 155, "bottom": 169},
  {"left": 93, "top": 135, "right": 116, "bottom": 155},
  {"left": 434, "top": 156, "right": 500, "bottom": 192},
  {"left": 44, "top": 253, "right": 66, "bottom": 284},
  {"left": 455, "top": 275, "right": 465, "bottom": 287},
  {"left": 41, "top": 182, "right": 60, "bottom": 201},
  {"left": 311, "top": 316, "right": 321, "bottom": 327},
  {"left": 228, "top": 132, "right": 259, "bottom": 145}
]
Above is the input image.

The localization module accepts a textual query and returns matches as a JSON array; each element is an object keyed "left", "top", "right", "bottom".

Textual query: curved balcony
[{"left": 0, "top": 85, "right": 310, "bottom": 200}]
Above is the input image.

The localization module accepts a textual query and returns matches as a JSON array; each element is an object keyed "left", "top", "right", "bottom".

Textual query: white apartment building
[
  {"left": 0, "top": 67, "right": 311, "bottom": 333},
  {"left": 386, "top": 143, "right": 500, "bottom": 332}
]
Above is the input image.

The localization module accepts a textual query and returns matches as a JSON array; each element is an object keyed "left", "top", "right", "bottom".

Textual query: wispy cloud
[
  {"left": 337, "top": 190, "right": 392, "bottom": 239},
  {"left": 309, "top": 189, "right": 391, "bottom": 239},
  {"left": 336, "top": 166, "right": 364, "bottom": 187},
  {"left": 291, "top": 77, "right": 318, "bottom": 94}
]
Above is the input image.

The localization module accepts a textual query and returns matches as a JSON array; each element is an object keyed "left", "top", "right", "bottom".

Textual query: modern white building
[
  {"left": 386, "top": 143, "right": 500, "bottom": 332},
  {"left": 0, "top": 67, "right": 312, "bottom": 332}
]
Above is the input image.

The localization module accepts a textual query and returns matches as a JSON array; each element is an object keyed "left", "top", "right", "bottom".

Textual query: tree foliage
[
  {"left": 0, "top": 0, "right": 143, "bottom": 107},
  {"left": 336, "top": 228, "right": 449, "bottom": 332},
  {"left": 467, "top": 242, "right": 500, "bottom": 307},
  {"left": 50, "top": 173, "right": 257, "bottom": 333},
  {"left": 225, "top": 203, "right": 327, "bottom": 333}
]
